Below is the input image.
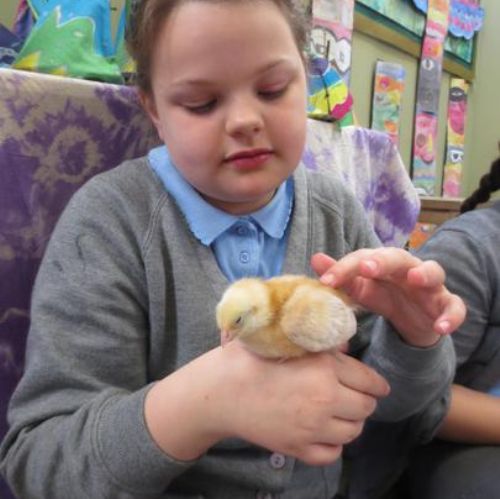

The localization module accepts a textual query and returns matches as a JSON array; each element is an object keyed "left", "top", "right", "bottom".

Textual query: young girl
[{"left": 0, "top": 1, "right": 464, "bottom": 497}]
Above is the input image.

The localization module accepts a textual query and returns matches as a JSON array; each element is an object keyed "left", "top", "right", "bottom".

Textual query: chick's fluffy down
[{"left": 216, "top": 275, "right": 357, "bottom": 359}]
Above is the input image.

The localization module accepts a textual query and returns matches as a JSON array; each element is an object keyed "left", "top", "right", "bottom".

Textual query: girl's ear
[{"left": 139, "top": 90, "right": 165, "bottom": 141}]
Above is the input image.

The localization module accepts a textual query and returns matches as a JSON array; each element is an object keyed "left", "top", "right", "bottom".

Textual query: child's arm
[
  {"left": 437, "top": 384, "right": 500, "bottom": 444},
  {"left": 144, "top": 341, "right": 390, "bottom": 464},
  {"left": 311, "top": 249, "right": 464, "bottom": 421}
]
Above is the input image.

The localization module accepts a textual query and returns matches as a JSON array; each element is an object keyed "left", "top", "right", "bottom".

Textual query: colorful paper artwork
[
  {"left": 412, "top": 0, "right": 450, "bottom": 196},
  {"left": 408, "top": 222, "right": 438, "bottom": 250},
  {"left": 12, "top": 0, "right": 123, "bottom": 82},
  {"left": 307, "top": 55, "right": 354, "bottom": 125},
  {"left": 311, "top": 0, "right": 355, "bottom": 85},
  {"left": 412, "top": 0, "right": 484, "bottom": 40},
  {"left": 303, "top": 0, "right": 354, "bottom": 126},
  {"left": 356, "top": 0, "right": 476, "bottom": 65},
  {"left": 371, "top": 61, "right": 406, "bottom": 146},
  {"left": 442, "top": 78, "right": 469, "bottom": 197}
]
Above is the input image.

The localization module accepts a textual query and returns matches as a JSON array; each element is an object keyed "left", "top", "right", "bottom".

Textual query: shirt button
[
  {"left": 236, "top": 225, "right": 246, "bottom": 235},
  {"left": 239, "top": 251, "right": 250, "bottom": 263},
  {"left": 269, "top": 452, "right": 286, "bottom": 469}
]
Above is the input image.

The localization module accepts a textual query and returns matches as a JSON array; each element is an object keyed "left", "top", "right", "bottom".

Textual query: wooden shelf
[{"left": 418, "top": 196, "right": 463, "bottom": 226}]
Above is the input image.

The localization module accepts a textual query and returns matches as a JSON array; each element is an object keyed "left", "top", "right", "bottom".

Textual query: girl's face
[{"left": 143, "top": 0, "right": 308, "bottom": 215}]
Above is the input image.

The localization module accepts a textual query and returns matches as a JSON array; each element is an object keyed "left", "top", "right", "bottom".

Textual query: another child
[
  {"left": 0, "top": 1, "right": 464, "bottom": 497},
  {"left": 346, "top": 152, "right": 500, "bottom": 499},
  {"left": 402, "top": 151, "right": 500, "bottom": 499}
]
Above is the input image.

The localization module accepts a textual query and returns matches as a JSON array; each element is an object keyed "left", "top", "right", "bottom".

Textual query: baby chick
[{"left": 215, "top": 275, "right": 357, "bottom": 359}]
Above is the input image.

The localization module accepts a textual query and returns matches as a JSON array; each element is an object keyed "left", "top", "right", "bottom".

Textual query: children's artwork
[
  {"left": 356, "top": 0, "right": 478, "bottom": 72},
  {"left": 412, "top": 0, "right": 484, "bottom": 40},
  {"left": 13, "top": 0, "right": 122, "bottom": 82},
  {"left": 411, "top": 0, "right": 450, "bottom": 196},
  {"left": 0, "top": 24, "right": 22, "bottom": 67},
  {"left": 114, "top": 0, "right": 136, "bottom": 82},
  {"left": 408, "top": 222, "right": 438, "bottom": 250},
  {"left": 310, "top": 0, "right": 355, "bottom": 85},
  {"left": 371, "top": 61, "right": 406, "bottom": 146},
  {"left": 442, "top": 78, "right": 469, "bottom": 197},
  {"left": 12, "top": 0, "right": 35, "bottom": 42},
  {"left": 307, "top": 55, "right": 354, "bottom": 126}
]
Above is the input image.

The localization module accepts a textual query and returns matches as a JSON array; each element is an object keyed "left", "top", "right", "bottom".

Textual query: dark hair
[
  {"left": 460, "top": 143, "right": 500, "bottom": 213},
  {"left": 126, "top": 0, "right": 309, "bottom": 94}
]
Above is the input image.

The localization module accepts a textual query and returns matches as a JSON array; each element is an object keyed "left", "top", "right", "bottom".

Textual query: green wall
[
  {"left": 351, "top": 0, "right": 500, "bottom": 197},
  {"left": 1, "top": 0, "right": 499, "bottom": 197}
]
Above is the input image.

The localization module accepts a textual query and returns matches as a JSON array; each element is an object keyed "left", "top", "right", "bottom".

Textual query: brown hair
[
  {"left": 460, "top": 142, "right": 500, "bottom": 213},
  {"left": 126, "top": 0, "right": 309, "bottom": 94}
]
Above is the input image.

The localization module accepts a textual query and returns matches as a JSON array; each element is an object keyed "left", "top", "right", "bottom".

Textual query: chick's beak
[{"left": 220, "top": 329, "right": 233, "bottom": 347}]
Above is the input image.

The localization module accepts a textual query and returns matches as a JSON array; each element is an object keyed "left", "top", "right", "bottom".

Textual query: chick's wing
[{"left": 279, "top": 283, "right": 357, "bottom": 352}]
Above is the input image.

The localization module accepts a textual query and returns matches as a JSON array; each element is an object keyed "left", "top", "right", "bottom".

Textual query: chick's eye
[
  {"left": 234, "top": 316, "right": 242, "bottom": 326},
  {"left": 184, "top": 100, "right": 217, "bottom": 115}
]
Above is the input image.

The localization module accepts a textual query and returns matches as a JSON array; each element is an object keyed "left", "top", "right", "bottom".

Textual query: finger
[
  {"left": 321, "top": 248, "right": 422, "bottom": 287},
  {"left": 407, "top": 260, "right": 446, "bottom": 288},
  {"left": 328, "top": 382, "right": 379, "bottom": 421},
  {"left": 433, "top": 293, "right": 466, "bottom": 335},
  {"left": 320, "top": 418, "right": 365, "bottom": 444},
  {"left": 311, "top": 252, "right": 337, "bottom": 276},
  {"left": 297, "top": 443, "right": 343, "bottom": 466},
  {"left": 333, "top": 352, "right": 390, "bottom": 398}
]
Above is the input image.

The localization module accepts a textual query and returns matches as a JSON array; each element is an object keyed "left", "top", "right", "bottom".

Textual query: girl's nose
[{"left": 225, "top": 98, "right": 264, "bottom": 137}]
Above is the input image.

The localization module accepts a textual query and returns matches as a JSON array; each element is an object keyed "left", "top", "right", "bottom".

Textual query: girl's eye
[
  {"left": 259, "top": 86, "right": 287, "bottom": 100},
  {"left": 184, "top": 100, "right": 217, "bottom": 115}
]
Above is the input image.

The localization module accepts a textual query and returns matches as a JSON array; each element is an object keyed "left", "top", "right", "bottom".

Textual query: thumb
[{"left": 311, "top": 252, "right": 337, "bottom": 277}]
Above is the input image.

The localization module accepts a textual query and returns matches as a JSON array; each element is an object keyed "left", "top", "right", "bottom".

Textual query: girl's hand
[
  {"left": 145, "top": 341, "right": 389, "bottom": 465},
  {"left": 311, "top": 249, "right": 466, "bottom": 347},
  {"left": 217, "top": 342, "right": 389, "bottom": 465}
]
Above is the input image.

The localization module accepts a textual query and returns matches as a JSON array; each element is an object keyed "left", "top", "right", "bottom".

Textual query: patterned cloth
[{"left": 0, "top": 68, "right": 419, "bottom": 498}]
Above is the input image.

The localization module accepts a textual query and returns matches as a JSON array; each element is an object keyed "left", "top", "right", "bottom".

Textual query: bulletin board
[{"left": 354, "top": 0, "right": 482, "bottom": 80}]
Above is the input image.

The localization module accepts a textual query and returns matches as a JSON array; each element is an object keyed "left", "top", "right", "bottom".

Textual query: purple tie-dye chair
[
  {"left": 0, "top": 68, "right": 419, "bottom": 497},
  {"left": 0, "top": 68, "right": 160, "bottom": 498}
]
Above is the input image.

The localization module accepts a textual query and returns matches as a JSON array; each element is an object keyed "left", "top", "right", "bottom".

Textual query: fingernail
[
  {"left": 320, "top": 273, "right": 335, "bottom": 286},
  {"left": 437, "top": 320, "right": 451, "bottom": 334}
]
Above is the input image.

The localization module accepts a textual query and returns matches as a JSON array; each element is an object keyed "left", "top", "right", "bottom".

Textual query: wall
[
  {"left": 350, "top": 0, "right": 500, "bottom": 197},
  {"left": 1, "top": 0, "right": 499, "bottom": 197}
]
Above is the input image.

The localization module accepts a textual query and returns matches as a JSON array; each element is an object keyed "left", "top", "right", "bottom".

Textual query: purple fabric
[
  {"left": 0, "top": 68, "right": 160, "bottom": 496},
  {"left": 0, "top": 68, "right": 419, "bottom": 496},
  {"left": 303, "top": 121, "right": 420, "bottom": 246}
]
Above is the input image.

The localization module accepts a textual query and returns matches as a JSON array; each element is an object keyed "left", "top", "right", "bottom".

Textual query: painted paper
[
  {"left": 307, "top": 54, "right": 354, "bottom": 125},
  {"left": 311, "top": 0, "right": 354, "bottom": 85},
  {"left": 413, "top": 0, "right": 484, "bottom": 40},
  {"left": 0, "top": 24, "right": 22, "bottom": 67},
  {"left": 13, "top": 0, "right": 122, "bottom": 82},
  {"left": 442, "top": 78, "right": 469, "bottom": 197},
  {"left": 408, "top": 222, "right": 438, "bottom": 250},
  {"left": 371, "top": 61, "right": 406, "bottom": 146},
  {"left": 357, "top": 0, "right": 475, "bottom": 64},
  {"left": 13, "top": 0, "right": 35, "bottom": 42},
  {"left": 412, "top": 0, "right": 450, "bottom": 196}
]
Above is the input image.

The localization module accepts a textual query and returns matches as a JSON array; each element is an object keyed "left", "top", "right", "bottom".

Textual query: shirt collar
[{"left": 148, "top": 145, "right": 294, "bottom": 245}]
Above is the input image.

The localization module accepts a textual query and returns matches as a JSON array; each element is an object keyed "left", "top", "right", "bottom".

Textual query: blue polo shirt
[{"left": 148, "top": 146, "right": 294, "bottom": 281}]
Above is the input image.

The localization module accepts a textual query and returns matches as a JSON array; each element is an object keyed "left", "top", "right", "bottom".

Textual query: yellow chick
[{"left": 215, "top": 275, "right": 357, "bottom": 359}]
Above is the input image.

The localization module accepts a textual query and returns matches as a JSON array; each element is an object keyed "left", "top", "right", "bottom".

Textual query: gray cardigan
[
  {"left": 415, "top": 201, "right": 500, "bottom": 392},
  {"left": 0, "top": 159, "right": 454, "bottom": 498}
]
